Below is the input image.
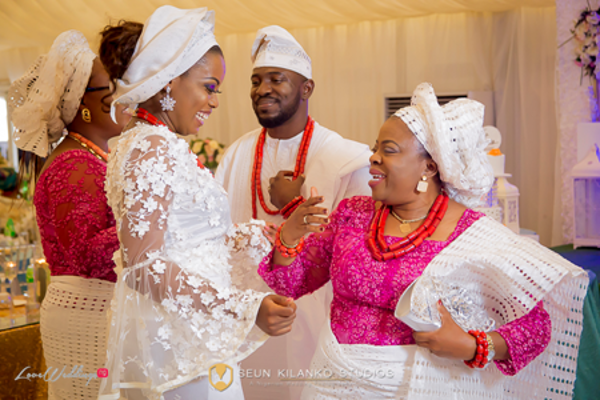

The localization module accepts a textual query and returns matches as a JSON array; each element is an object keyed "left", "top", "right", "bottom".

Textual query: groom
[{"left": 216, "top": 25, "right": 371, "bottom": 399}]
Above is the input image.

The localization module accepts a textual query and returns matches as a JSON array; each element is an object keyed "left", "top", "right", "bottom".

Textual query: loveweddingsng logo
[
  {"left": 208, "top": 363, "right": 234, "bottom": 392},
  {"left": 15, "top": 365, "right": 108, "bottom": 385}
]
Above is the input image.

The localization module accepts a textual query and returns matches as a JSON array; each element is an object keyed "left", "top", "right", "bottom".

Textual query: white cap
[{"left": 251, "top": 25, "right": 312, "bottom": 79}]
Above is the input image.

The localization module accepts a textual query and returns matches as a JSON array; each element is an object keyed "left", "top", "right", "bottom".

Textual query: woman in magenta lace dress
[
  {"left": 8, "top": 30, "right": 129, "bottom": 400},
  {"left": 259, "top": 83, "right": 588, "bottom": 399}
]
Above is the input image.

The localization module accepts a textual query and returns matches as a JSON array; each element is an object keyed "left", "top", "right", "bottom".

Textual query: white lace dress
[{"left": 98, "top": 123, "right": 271, "bottom": 399}]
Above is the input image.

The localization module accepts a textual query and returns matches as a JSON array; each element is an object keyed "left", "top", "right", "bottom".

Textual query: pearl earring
[{"left": 416, "top": 175, "right": 428, "bottom": 193}]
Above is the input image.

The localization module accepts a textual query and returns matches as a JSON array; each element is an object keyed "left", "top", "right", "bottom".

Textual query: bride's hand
[
  {"left": 263, "top": 223, "right": 278, "bottom": 245},
  {"left": 256, "top": 294, "right": 297, "bottom": 336},
  {"left": 281, "top": 187, "right": 329, "bottom": 246},
  {"left": 412, "top": 301, "right": 477, "bottom": 360}
]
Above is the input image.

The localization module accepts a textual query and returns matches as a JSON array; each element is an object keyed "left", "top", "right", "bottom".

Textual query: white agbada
[
  {"left": 216, "top": 122, "right": 372, "bottom": 225},
  {"left": 216, "top": 25, "right": 372, "bottom": 398},
  {"left": 215, "top": 122, "right": 371, "bottom": 399}
]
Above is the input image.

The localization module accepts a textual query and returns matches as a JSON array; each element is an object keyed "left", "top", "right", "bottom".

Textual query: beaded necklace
[
  {"left": 367, "top": 191, "right": 449, "bottom": 261},
  {"left": 135, "top": 107, "right": 167, "bottom": 127},
  {"left": 68, "top": 132, "right": 108, "bottom": 162},
  {"left": 251, "top": 116, "right": 314, "bottom": 219}
]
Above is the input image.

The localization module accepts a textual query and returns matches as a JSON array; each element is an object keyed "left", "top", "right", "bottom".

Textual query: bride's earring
[
  {"left": 416, "top": 175, "right": 428, "bottom": 193},
  {"left": 160, "top": 86, "right": 176, "bottom": 111}
]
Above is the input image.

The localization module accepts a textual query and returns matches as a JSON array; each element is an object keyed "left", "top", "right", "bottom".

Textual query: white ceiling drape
[
  {"left": 0, "top": 0, "right": 554, "bottom": 82},
  {"left": 0, "top": 0, "right": 554, "bottom": 46}
]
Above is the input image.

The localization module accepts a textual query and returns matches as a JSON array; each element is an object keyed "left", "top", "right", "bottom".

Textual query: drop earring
[
  {"left": 416, "top": 175, "right": 428, "bottom": 193},
  {"left": 81, "top": 108, "right": 92, "bottom": 123},
  {"left": 160, "top": 86, "right": 176, "bottom": 111}
]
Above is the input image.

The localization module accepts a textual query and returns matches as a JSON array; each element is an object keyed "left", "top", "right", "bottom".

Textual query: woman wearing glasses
[{"left": 8, "top": 30, "right": 130, "bottom": 399}]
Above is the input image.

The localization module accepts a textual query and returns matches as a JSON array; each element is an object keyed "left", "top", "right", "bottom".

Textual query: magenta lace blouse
[
  {"left": 34, "top": 150, "right": 118, "bottom": 282},
  {"left": 259, "top": 196, "right": 551, "bottom": 376}
]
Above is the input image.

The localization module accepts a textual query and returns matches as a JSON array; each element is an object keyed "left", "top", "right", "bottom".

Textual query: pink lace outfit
[
  {"left": 259, "top": 196, "right": 551, "bottom": 376},
  {"left": 34, "top": 149, "right": 118, "bottom": 282},
  {"left": 35, "top": 149, "right": 119, "bottom": 399}
]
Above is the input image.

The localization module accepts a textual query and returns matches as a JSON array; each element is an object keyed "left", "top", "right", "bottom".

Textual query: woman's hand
[
  {"left": 412, "top": 301, "right": 477, "bottom": 360},
  {"left": 280, "top": 187, "right": 329, "bottom": 246},
  {"left": 256, "top": 294, "right": 297, "bottom": 336}
]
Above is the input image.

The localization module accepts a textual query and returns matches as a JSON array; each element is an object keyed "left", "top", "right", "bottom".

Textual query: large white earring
[
  {"left": 416, "top": 175, "right": 428, "bottom": 193},
  {"left": 160, "top": 86, "right": 176, "bottom": 111}
]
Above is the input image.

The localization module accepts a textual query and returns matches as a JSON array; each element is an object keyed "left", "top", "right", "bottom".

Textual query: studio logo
[{"left": 209, "top": 363, "right": 233, "bottom": 392}]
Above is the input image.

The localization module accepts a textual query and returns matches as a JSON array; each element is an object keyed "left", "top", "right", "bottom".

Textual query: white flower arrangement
[
  {"left": 566, "top": 4, "right": 600, "bottom": 79},
  {"left": 563, "top": 4, "right": 600, "bottom": 120}
]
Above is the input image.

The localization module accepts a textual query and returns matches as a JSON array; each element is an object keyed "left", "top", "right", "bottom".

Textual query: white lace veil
[
  {"left": 8, "top": 30, "right": 95, "bottom": 157},
  {"left": 110, "top": 6, "right": 218, "bottom": 122},
  {"left": 394, "top": 83, "right": 494, "bottom": 208}
]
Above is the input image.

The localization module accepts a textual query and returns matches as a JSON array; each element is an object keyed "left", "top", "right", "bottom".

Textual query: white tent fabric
[
  {"left": 0, "top": 1, "right": 563, "bottom": 248},
  {"left": 0, "top": 0, "right": 553, "bottom": 81},
  {"left": 0, "top": 1, "right": 552, "bottom": 49}
]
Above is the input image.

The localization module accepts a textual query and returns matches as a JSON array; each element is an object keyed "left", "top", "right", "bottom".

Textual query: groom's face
[{"left": 250, "top": 67, "right": 305, "bottom": 129}]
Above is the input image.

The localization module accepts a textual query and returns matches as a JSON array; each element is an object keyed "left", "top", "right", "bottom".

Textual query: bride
[{"left": 97, "top": 6, "right": 296, "bottom": 400}]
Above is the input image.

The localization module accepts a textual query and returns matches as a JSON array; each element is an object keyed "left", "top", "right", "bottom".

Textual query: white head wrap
[
  {"left": 394, "top": 83, "right": 494, "bottom": 208},
  {"left": 251, "top": 25, "right": 312, "bottom": 79},
  {"left": 8, "top": 30, "right": 95, "bottom": 157},
  {"left": 111, "top": 6, "right": 218, "bottom": 121}
]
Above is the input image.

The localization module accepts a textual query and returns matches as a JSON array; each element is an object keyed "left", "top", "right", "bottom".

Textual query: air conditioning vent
[{"left": 384, "top": 93, "right": 468, "bottom": 120}]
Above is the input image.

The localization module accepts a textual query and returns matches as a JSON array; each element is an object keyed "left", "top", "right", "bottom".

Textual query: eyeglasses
[{"left": 85, "top": 86, "right": 111, "bottom": 93}]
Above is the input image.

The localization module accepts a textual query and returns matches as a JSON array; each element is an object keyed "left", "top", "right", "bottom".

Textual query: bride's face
[{"left": 169, "top": 51, "right": 226, "bottom": 135}]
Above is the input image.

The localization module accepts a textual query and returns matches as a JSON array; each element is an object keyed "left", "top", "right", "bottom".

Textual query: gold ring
[{"left": 303, "top": 215, "right": 310, "bottom": 225}]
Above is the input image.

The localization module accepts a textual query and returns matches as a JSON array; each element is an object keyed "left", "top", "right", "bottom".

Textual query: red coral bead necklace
[
  {"left": 367, "top": 191, "right": 449, "bottom": 261},
  {"left": 251, "top": 116, "right": 314, "bottom": 219}
]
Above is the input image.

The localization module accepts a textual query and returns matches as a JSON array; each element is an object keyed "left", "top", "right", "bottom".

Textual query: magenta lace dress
[
  {"left": 34, "top": 150, "right": 118, "bottom": 282},
  {"left": 35, "top": 149, "right": 120, "bottom": 399},
  {"left": 259, "top": 196, "right": 551, "bottom": 376}
]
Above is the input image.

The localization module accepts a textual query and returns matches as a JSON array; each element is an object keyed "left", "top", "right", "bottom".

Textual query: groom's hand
[{"left": 268, "top": 170, "right": 305, "bottom": 209}]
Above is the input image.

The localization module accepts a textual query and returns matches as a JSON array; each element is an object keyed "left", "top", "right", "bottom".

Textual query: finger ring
[{"left": 303, "top": 215, "right": 310, "bottom": 225}]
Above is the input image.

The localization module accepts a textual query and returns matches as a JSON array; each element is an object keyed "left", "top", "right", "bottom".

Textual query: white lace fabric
[
  {"left": 408, "top": 217, "right": 588, "bottom": 399},
  {"left": 99, "top": 123, "right": 270, "bottom": 399},
  {"left": 41, "top": 276, "right": 114, "bottom": 400},
  {"left": 227, "top": 220, "right": 273, "bottom": 293}
]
